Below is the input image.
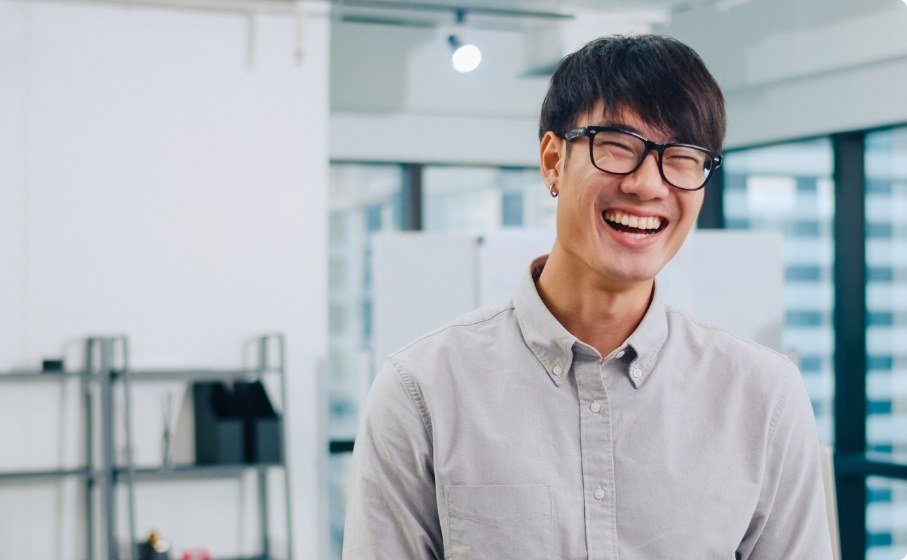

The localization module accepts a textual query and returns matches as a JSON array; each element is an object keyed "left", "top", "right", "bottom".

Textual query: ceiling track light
[
  {"left": 338, "top": 1, "right": 572, "bottom": 22},
  {"left": 448, "top": 8, "right": 481, "bottom": 73}
]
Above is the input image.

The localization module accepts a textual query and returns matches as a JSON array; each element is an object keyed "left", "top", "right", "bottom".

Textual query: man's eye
[
  {"left": 596, "top": 140, "right": 636, "bottom": 154},
  {"left": 665, "top": 151, "right": 706, "bottom": 166},
  {"left": 667, "top": 155, "right": 698, "bottom": 163}
]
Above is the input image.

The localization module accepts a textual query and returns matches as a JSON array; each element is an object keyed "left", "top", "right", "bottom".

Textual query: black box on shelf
[
  {"left": 193, "top": 380, "right": 282, "bottom": 465},
  {"left": 234, "top": 380, "right": 283, "bottom": 463},
  {"left": 192, "top": 382, "right": 243, "bottom": 465},
  {"left": 254, "top": 416, "right": 282, "bottom": 463}
]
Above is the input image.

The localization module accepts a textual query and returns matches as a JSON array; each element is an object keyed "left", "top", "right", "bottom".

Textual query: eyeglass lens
[{"left": 590, "top": 130, "right": 713, "bottom": 190}]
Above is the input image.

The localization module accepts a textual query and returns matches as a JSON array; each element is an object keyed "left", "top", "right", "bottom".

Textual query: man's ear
[{"left": 539, "top": 131, "right": 565, "bottom": 187}]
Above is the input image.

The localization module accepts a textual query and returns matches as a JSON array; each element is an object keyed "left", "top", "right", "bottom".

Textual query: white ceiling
[{"left": 329, "top": 0, "right": 907, "bottom": 121}]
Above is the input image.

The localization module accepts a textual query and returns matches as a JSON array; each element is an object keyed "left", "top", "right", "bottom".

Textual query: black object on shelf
[
  {"left": 234, "top": 380, "right": 282, "bottom": 463},
  {"left": 192, "top": 382, "right": 243, "bottom": 465},
  {"left": 193, "top": 380, "right": 282, "bottom": 465},
  {"left": 137, "top": 531, "right": 171, "bottom": 560},
  {"left": 42, "top": 358, "right": 64, "bottom": 372}
]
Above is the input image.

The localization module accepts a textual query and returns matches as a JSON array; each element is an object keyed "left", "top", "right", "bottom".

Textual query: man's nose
[{"left": 619, "top": 151, "right": 669, "bottom": 200}]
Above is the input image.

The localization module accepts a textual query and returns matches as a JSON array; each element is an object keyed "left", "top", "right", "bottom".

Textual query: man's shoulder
[
  {"left": 663, "top": 305, "right": 800, "bottom": 390},
  {"left": 388, "top": 300, "right": 517, "bottom": 366}
]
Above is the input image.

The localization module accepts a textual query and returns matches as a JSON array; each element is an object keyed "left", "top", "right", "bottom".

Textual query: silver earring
[{"left": 549, "top": 185, "right": 558, "bottom": 198}]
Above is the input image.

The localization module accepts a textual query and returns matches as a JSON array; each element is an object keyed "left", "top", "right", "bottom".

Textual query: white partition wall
[
  {"left": 0, "top": 2, "right": 330, "bottom": 559},
  {"left": 372, "top": 229, "right": 783, "bottom": 370}
]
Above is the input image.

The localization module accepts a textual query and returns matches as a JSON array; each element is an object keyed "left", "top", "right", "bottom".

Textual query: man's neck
[{"left": 536, "top": 247, "right": 654, "bottom": 358}]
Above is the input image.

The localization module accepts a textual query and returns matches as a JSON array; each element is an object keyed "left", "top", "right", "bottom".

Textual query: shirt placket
[{"left": 575, "top": 355, "right": 618, "bottom": 560}]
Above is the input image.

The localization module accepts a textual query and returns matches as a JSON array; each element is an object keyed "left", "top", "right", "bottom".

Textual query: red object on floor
[{"left": 180, "top": 550, "right": 211, "bottom": 560}]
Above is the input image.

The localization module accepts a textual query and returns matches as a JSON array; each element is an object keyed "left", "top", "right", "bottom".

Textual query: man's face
[{"left": 541, "top": 104, "right": 705, "bottom": 290}]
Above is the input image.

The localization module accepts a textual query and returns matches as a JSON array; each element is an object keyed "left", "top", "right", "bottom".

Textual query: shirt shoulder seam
[
  {"left": 665, "top": 308, "right": 789, "bottom": 360},
  {"left": 387, "top": 356, "right": 434, "bottom": 444},
  {"left": 392, "top": 304, "right": 515, "bottom": 357},
  {"left": 767, "top": 363, "right": 794, "bottom": 443}
]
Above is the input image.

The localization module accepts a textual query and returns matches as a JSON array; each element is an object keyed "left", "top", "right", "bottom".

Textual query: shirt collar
[
  {"left": 513, "top": 256, "right": 578, "bottom": 387},
  {"left": 623, "top": 278, "right": 669, "bottom": 388},
  {"left": 513, "top": 255, "right": 669, "bottom": 389}
]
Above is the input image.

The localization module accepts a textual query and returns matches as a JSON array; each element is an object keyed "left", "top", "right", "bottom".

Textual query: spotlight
[{"left": 448, "top": 35, "right": 481, "bottom": 73}]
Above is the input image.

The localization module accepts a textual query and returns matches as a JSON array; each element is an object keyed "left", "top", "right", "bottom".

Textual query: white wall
[{"left": 0, "top": 1, "right": 329, "bottom": 559}]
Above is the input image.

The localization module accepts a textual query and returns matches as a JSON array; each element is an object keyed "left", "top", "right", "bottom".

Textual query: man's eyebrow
[
  {"left": 589, "top": 121, "right": 679, "bottom": 143},
  {"left": 590, "top": 121, "right": 644, "bottom": 135}
]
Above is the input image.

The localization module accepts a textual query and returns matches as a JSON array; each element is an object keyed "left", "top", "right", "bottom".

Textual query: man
[{"left": 343, "top": 35, "right": 833, "bottom": 559}]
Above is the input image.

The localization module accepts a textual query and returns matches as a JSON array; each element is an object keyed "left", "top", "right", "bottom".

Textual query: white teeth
[{"left": 604, "top": 210, "right": 664, "bottom": 231}]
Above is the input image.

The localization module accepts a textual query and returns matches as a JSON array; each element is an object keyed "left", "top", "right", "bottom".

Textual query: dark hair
[{"left": 538, "top": 35, "right": 726, "bottom": 152}]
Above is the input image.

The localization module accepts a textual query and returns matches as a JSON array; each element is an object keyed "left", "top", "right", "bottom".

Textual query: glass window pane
[
  {"left": 722, "top": 139, "right": 835, "bottom": 444},
  {"left": 328, "top": 164, "right": 403, "bottom": 559},
  {"left": 867, "top": 476, "right": 907, "bottom": 560},
  {"left": 423, "top": 166, "right": 554, "bottom": 232},
  {"left": 865, "top": 126, "right": 907, "bottom": 560},
  {"left": 328, "top": 164, "right": 403, "bottom": 439},
  {"left": 327, "top": 453, "right": 353, "bottom": 559}
]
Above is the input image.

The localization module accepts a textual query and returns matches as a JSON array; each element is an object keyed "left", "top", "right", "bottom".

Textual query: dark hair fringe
[{"left": 538, "top": 35, "right": 727, "bottom": 152}]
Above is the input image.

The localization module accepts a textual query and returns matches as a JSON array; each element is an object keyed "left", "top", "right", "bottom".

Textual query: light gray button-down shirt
[{"left": 343, "top": 257, "right": 833, "bottom": 559}]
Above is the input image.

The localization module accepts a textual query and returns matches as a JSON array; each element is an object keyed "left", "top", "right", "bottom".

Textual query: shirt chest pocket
[{"left": 443, "top": 483, "right": 552, "bottom": 560}]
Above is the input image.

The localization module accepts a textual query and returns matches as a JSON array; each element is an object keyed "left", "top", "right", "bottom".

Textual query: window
[
  {"left": 722, "top": 139, "right": 835, "bottom": 443},
  {"left": 423, "top": 166, "right": 553, "bottom": 233},
  {"left": 865, "top": 126, "right": 907, "bottom": 560},
  {"left": 327, "top": 164, "right": 404, "bottom": 558},
  {"left": 867, "top": 477, "right": 907, "bottom": 560}
]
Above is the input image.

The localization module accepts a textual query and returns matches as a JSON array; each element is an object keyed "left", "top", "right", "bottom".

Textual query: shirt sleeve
[
  {"left": 737, "top": 360, "right": 834, "bottom": 560},
  {"left": 342, "top": 359, "right": 443, "bottom": 560}
]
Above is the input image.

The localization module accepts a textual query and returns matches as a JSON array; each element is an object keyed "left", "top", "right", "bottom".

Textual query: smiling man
[{"left": 343, "top": 35, "right": 833, "bottom": 560}]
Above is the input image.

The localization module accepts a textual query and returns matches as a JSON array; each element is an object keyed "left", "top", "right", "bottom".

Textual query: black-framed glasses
[{"left": 564, "top": 126, "right": 723, "bottom": 191}]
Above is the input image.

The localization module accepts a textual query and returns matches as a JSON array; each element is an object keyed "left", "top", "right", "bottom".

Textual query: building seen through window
[
  {"left": 723, "top": 139, "right": 835, "bottom": 443},
  {"left": 865, "top": 126, "right": 907, "bottom": 560}
]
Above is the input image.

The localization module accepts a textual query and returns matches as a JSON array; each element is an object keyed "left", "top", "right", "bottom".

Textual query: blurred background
[{"left": 1, "top": 0, "right": 906, "bottom": 558}]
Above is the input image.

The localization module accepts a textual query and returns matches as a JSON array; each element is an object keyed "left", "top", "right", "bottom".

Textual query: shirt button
[
  {"left": 553, "top": 363, "right": 563, "bottom": 376},
  {"left": 615, "top": 350, "right": 625, "bottom": 359},
  {"left": 594, "top": 486, "right": 605, "bottom": 500},
  {"left": 631, "top": 367, "right": 642, "bottom": 379},
  {"left": 590, "top": 400, "right": 601, "bottom": 414}
]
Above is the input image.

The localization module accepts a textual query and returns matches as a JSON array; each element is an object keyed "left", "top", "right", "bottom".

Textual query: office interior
[{"left": 1, "top": 0, "right": 906, "bottom": 558}]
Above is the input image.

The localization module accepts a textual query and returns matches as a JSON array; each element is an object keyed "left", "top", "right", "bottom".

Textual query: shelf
[
  {"left": 114, "top": 462, "right": 283, "bottom": 481},
  {"left": 0, "top": 467, "right": 94, "bottom": 482},
  {"left": 116, "top": 368, "right": 281, "bottom": 383},
  {"left": 0, "top": 371, "right": 89, "bottom": 382}
]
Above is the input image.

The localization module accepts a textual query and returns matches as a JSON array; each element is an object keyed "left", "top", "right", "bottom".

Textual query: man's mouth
[{"left": 602, "top": 210, "right": 668, "bottom": 240}]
